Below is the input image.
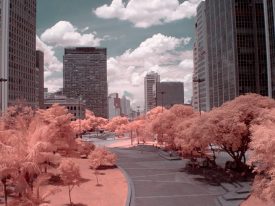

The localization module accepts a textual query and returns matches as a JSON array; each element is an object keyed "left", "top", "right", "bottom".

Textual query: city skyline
[{"left": 36, "top": 0, "right": 203, "bottom": 109}]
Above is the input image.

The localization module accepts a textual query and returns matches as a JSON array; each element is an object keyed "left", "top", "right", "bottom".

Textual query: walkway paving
[{"left": 111, "top": 145, "right": 226, "bottom": 206}]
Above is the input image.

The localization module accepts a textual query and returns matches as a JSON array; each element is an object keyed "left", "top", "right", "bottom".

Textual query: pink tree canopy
[
  {"left": 194, "top": 94, "right": 275, "bottom": 167},
  {"left": 151, "top": 104, "right": 197, "bottom": 148},
  {"left": 249, "top": 108, "right": 275, "bottom": 202}
]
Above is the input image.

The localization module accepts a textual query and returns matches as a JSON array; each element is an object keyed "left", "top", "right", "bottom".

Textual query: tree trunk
[
  {"left": 68, "top": 186, "right": 72, "bottom": 205},
  {"left": 95, "top": 170, "right": 100, "bottom": 186},
  {"left": 3, "top": 181, "right": 7, "bottom": 206},
  {"left": 209, "top": 144, "right": 217, "bottom": 164}
]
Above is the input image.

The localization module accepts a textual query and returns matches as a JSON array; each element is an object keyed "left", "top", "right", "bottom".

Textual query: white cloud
[
  {"left": 41, "top": 21, "right": 102, "bottom": 47},
  {"left": 36, "top": 35, "right": 63, "bottom": 73},
  {"left": 44, "top": 77, "right": 63, "bottom": 92},
  {"left": 36, "top": 36, "right": 63, "bottom": 92},
  {"left": 94, "top": 0, "right": 202, "bottom": 28},
  {"left": 107, "top": 33, "right": 193, "bottom": 109}
]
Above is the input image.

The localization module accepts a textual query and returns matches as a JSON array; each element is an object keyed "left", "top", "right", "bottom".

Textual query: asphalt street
[{"left": 112, "top": 146, "right": 226, "bottom": 206}]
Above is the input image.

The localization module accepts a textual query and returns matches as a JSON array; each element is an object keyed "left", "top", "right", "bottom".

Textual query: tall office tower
[
  {"left": 193, "top": 1, "right": 209, "bottom": 112},
  {"left": 205, "top": 0, "right": 268, "bottom": 109},
  {"left": 120, "top": 95, "right": 131, "bottom": 117},
  {"left": 0, "top": 0, "right": 37, "bottom": 112},
  {"left": 192, "top": 42, "right": 199, "bottom": 110},
  {"left": 144, "top": 71, "right": 160, "bottom": 112},
  {"left": 156, "top": 82, "right": 184, "bottom": 108},
  {"left": 264, "top": 0, "right": 275, "bottom": 98},
  {"left": 36, "top": 50, "right": 44, "bottom": 108},
  {"left": 63, "top": 47, "right": 108, "bottom": 118},
  {"left": 108, "top": 93, "right": 121, "bottom": 120}
]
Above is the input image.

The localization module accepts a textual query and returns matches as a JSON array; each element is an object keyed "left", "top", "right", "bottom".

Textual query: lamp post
[
  {"left": 0, "top": 78, "right": 8, "bottom": 116},
  {"left": 193, "top": 78, "right": 205, "bottom": 116},
  {"left": 78, "top": 94, "right": 82, "bottom": 138}
]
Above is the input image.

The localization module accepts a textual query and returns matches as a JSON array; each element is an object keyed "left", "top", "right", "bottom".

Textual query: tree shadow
[
  {"left": 65, "top": 203, "right": 88, "bottom": 206},
  {"left": 180, "top": 166, "right": 254, "bottom": 186},
  {"left": 96, "top": 165, "right": 117, "bottom": 170},
  {"left": 48, "top": 174, "right": 90, "bottom": 186}
]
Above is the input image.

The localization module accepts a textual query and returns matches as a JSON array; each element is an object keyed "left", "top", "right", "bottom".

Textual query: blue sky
[{"left": 36, "top": 0, "right": 202, "bottom": 109}]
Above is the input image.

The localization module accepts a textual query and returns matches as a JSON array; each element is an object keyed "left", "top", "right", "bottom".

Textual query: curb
[{"left": 118, "top": 165, "right": 135, "bottom": 206}]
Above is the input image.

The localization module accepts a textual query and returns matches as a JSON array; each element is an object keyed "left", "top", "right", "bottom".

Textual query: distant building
[
  {"left": 108, "top": 93, "right": 121, "bottom": 119},
  {"left": 156, "top": 82, "right": 184, "bottom": 108},
  {"left": 36, "top": 50, "right": 44, "bottom": 108},
  {"left": 63, "top": 47, "right": 108, "bottom": 118},
  {"left": 144, "top": 71, "right": 160, "bottom": 112},
  {"left": 193, "top": 1, "right": 209, "bottom": 112},
  {"left": 44, "top": 95, "right": 86, "bottom": 120},
  {"left": 205, "top": 0, "right": 269, "bottom": 109},
  {"left": 120, "top": 96, "right": 131, "bottom": 117},
  {"left": 0, "top": 0, "right": 37, "bottom": 112}
]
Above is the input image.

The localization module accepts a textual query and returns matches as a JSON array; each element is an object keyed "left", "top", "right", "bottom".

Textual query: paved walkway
[{"left": 112, "top": 145, "right": 226, "bottom": 206}]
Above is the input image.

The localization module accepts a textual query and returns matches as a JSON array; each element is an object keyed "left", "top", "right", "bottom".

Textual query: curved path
[{"left": 111, "top": 145, "right": 226, "bottom": 206}]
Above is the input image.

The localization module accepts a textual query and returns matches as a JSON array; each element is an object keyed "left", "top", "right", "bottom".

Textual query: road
[{"left": 111, "top": 145, "right": 226, "bottom": 206}]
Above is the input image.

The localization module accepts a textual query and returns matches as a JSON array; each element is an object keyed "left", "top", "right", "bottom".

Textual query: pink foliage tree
[
  {"left": 249, "top": 108, "right": 275, "bottom": 202},
  {"left": 104, "top": 116, "right": 129, "bottom": 137},
  {"left": 36, "top": 104, "right": 76, "bottom": 153},
  {"left": 58, "top": 159, "right": 81, "bottom": 205},
  {"left": 70, "top": 109, "right": 108, "bottom": 135},
  {"left": 193, "top": 94, "right": 275, "bottom": 168},
  {"left": 89, "top": 147, "right": 117, "bottom": 186},
  {"left": 151, "top": 105, "right": 196, "bottom": 148}
]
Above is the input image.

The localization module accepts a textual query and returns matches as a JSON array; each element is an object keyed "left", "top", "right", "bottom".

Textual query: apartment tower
[
  {"left": 0, "top": 0, "right": 37, "bottom": 112},
  {"left": 193, "top": 1, "right": 209, "bottom": 111},
  {"left": 156, "top": 82, "right": 184, "bottom": 108},
  {"left": 144, "top": 71, "right": 160, "bottom": 112},
  {"left": 205, "top": 0, "right": 268, "bottom": 109},
  {"left": 36, "top": 50, "right": 44, "bottom": 108},
  {"left": 63, "top": 47, "right": 108, "bottom": 118}
]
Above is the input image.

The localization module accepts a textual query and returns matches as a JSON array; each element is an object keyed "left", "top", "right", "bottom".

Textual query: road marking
[
  {"left": 133, "top": 179, "right": 197, "bottom": 184},
  {"left": 135, "top": 193, "right": 223, "bottom": 199},
  {"left": 132, "top": 172, "right": 180, "bottom": 178}
]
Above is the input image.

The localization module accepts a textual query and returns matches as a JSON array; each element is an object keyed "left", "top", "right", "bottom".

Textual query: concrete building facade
[
  {"left": 193, "top": 1, "right": 209, "bottom": 112},
  {"left": 36, "top": 50, "right": 44, "bottom": 108},
  {"left": 120, "top": 95, "right": 131, "bottom": 117},
  {"left": 144, "top": 71, "right": 160, "bottom": 112},
  {"left": 108, "top": 93, "right": 121, "bottom": 120},
  {"left": 63, "top": 47, "right": 108, "bottom": 118},
  {"left": 0, "top": 0, "right": 37, "bottom": 112},
  {"left": 156, "top": 82, "right": 184, "bottom": 108},
  {"left": 44, "top": 95, "right": 86, "bottom": 121},
  {"left": 205, "top": 0, "right": 268, "bottom": 109}
]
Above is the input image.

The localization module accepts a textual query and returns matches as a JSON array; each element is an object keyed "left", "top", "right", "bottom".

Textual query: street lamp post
[
  {"left": 160, "top": 91, "right": 165, "bottom": 112},
  {"left": 0, "top": 78, "right": 8, "bottom": 116},
  {"left": 193, "top": 78, "right": 205, "bottom": 116},
  {"left": 78, "top": 94, "right": 82, "bottom": 138}
]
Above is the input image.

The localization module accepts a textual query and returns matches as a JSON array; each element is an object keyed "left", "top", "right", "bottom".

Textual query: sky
[{"left": 36, "top": 0, "right": 202, "bottom": 109}]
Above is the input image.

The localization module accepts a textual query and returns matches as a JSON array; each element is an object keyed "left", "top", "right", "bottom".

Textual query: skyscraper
[
  {"left": 193, "top": 1, "right": 209, "bottom": 112},
  {"left": 156, "top": 82, "right": 184, "bottom": 108},
  {"left": 36, "top": 50, "right": 44, "bottom": 108},
  {"left": 120, "top": 95, "right": 131, "bottom": 117},
  {"left": 108, "top": 93, "right": 121, "bottom": 120},
  {"left": 263, "top": 0, "right": 275, "bottom": 98},
  {"left": 63, "top": 47, "right": 108, "bottom": 118},
  {"left": 144, "top": 71, "right": 160, "bottom": 112},
  {"left": 0, "top": 0, "right": 37, "bottom": 112},
  {"left": 205, "top": 0, "right": 268, "bottom": 109}
]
